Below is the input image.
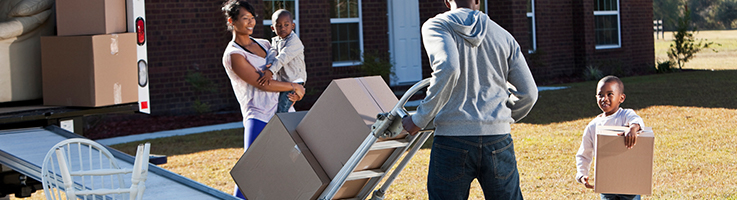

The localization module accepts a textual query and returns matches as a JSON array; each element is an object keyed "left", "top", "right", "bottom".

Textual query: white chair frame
[{"left": 41, "top": 138, "right": 150, "bottom": 200}]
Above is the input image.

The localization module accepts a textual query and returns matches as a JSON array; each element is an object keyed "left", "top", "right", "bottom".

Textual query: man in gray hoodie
[{"left": 402, "top": 0, "right": 538, "bottom": 199}]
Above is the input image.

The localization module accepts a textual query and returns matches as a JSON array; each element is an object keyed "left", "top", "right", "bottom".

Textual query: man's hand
[
  {"left": 579, "top": 176, "right": 594, "bottom": 189},
  {"left": 619, "top": 123, "right": 641, "bottom": 149},
  {"left": 402, "top": 116, "right": 421, "bottom": 136},
  {"left": 257, "top": 70, "right": 273, "bottom": 86}
]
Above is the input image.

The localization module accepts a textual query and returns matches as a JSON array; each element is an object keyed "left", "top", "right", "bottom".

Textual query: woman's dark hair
[{"left": 222, "top": 0, "right": 256, "bottom": 29}]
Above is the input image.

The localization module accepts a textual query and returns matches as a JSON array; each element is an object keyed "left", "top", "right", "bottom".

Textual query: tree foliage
[
  {"left": 654, "top": 0, "right": 737, "bottom": 30},
  {"left": 667, "top": 5, "right": 715, "bottom": 69}
]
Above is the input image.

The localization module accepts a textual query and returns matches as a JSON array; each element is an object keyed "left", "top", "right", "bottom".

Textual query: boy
[
  {"left": 575, "top": 75, "right": 644, "bottom": 200},
  {"left": 258, "top": 9, "right": 306, "bottom": 113}
]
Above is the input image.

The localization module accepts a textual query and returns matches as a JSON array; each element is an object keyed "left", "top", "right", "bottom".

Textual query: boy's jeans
[
  {"left": 427, "top": 135, "right": 523, "bottom": 200},
  {"left": 601, "top": 194, "right": 641, "bottom": 200},
  {"left": 276, "top": 82, "right": 303, "bottom": 113}
]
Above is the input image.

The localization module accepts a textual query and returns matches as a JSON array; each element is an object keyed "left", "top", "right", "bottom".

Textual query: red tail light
[{"left": 136, "top": 17, "right": 146, "bottom": 45}]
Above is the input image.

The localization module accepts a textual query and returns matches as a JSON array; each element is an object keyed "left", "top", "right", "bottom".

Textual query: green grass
[
  {"left": 13, "top": 31, "right": 737, "bottom": 200},
  {"left": 655, "top": 30, "right": 737, "bottom": 70}
]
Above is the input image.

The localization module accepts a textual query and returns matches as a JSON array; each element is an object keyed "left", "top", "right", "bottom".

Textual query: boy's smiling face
[
  {"left": 271, "top": 15, "right": 294, "bottom": 39},
  {"left": 596, "top": 80, "right": 626, "bottom": 116}
]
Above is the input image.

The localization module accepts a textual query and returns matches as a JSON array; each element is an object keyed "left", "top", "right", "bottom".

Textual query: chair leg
[{"left": 55, "top": 148, "right": 76, "bottom": 200}]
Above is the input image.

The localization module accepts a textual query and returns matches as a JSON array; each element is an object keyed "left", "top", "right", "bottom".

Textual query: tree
[
  {"left": 653, "top": 0, "right": 681, "bottom": 31},
  {"left": 668, "top": 5, "right": 715, "bottom": 69},
  {"left": 715, "top": 0, "right": 737, "bottom": 29}
]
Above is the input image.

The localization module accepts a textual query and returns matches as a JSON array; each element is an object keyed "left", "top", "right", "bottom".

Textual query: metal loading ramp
[{"left": 0, "top": 126, "right": 239, "bottom": 200}]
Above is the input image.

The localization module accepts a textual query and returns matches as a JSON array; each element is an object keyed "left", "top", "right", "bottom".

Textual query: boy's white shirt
[
  {"left": 266, "top": 31, "right": 307, "bottom": 83},
  {"left": 575, "top": 107, "right": 644, "bottom": 183}
]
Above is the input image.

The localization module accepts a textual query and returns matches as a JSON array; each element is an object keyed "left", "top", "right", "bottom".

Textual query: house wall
[
  {"left": 417, "top": 0, "right": 654, "bottom": 85},
  {"left": 144, "top": 0, "right": 389, "bottom": 115}
]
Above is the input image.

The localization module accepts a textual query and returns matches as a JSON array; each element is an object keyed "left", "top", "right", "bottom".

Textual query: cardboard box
[
  {"left": 55, "top": 0, "right": 127, "bottom": 36},
  {"left": 41, "top": 33, "right": 137, "bottom": 107},
  {"left": 594, "top": 126, "right": 654, "bottom": 195},
  {"left": 230, "top": 111, "right": 331, "bottom": 200},
  {"left": 295, "top": 76, "right": 399, "bottom": 180}
]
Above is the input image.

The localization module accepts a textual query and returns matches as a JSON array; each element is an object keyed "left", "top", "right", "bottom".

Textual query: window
[
  {"left": 527, "top": 0, "right": 536, "bottom": 53},
  {"left": 262, "top": 0, "right": 298, "bottom": 39},
  {"left": 594, "top": 0, "right": 620, "bottom": 49},
  {"left": 330, "top": 0, "right": 363, "bottom": 67}
]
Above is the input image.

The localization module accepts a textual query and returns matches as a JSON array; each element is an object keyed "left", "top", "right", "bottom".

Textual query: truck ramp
[{"left": 0, "top": 126, "right": 238, "bottom": 200}]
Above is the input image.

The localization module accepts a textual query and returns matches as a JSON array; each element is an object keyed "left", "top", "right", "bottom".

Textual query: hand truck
[{"left": 318, "top": 78, "right": 435, "bottom": 200}]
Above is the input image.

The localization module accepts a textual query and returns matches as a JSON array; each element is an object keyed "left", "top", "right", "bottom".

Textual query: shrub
[
  {"left": 656, "top": 60, "right": 677, "bottom": 73},
  {"left": 583, "top": 65, "right": 604, "bottom": 81}
]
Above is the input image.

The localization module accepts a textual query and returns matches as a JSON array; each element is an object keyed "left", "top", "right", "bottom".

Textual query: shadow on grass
[
  {"left": 519, "top": 70, "right": 737, "bottom": 124},
  {"left": 112, "top": 70, "right": 737, "bottom": 153},
  {"left": 110, "top": 128, "right": 244, "bottom": 156}
]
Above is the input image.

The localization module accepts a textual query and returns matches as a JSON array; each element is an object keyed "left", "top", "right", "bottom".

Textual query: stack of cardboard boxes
[
  {"left": 231, "top": 76, "right": 407, "bottom": 199},
  {"left": 41, "top": 0, "right": 137, "bottom": 107}
]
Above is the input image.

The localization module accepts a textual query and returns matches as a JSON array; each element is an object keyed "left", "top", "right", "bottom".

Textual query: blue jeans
[
  {"left": 277, "top": 82, "right": 303, "bottom": 113},
  {"left": 601, "top": 193, "right": 641, "bottom": 200},
  {"left": 428, "top": 135, "right": 523, "bottom": 200},
  {"left": 276, "top": 91, "right": 293, "bottom": 113}
]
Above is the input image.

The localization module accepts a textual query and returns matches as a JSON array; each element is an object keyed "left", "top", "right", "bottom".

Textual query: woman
[{"left": 221, "top": 1, "right": 304, "bottom": 198}]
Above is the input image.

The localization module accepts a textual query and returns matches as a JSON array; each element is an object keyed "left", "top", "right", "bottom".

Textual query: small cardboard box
[
  {"left": 230, "top": 111, "right": 330, "bottom": 200},
  {"left": 295, "top": 76, "right": 399, "bottom": 180},
  {"left": 55, "top": 0, "right": 127, "bottom": 36},
  {"left": 594, "top": 126, "right": 654, "bottom": 195},
  {"left": 41, "top": 33, "right": 137, "bottom": 107}
]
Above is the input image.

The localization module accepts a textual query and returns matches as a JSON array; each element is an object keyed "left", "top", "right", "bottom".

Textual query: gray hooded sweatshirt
[{"left": 411, "top": 8, "right": 538, "bottom": 136}]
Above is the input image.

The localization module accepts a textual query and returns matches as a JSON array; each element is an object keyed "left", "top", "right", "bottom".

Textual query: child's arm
[
  {"left": 620, "top": 109, "right": 645, "bottom": 149},
  {"left": 269, "top": 37, "right": 304, "bottom": 76},
  {"left": 575, "top": 124, "right": 596, "bottom": 189},
  {"left": 257, "top": 47, "right": 278, "bottom": 86}
]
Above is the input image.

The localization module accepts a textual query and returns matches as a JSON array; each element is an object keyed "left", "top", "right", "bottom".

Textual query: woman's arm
[{"left": 230, "top": 54, "right": 304, "bottom": 98}]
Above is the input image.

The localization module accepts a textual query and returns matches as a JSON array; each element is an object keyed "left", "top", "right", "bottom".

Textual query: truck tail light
[
  {"left": 136, "top": 17, "right": 146, "bottom": 45},
  {"left": 138, "top": 59, "right": 148, "bottom": 87}
]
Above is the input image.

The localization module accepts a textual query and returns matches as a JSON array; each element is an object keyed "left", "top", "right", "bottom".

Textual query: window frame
[
  {"left": 262, "top": 0, "right": 299, "bottom": 39},
  {"left": 593, "top": 0, "right": 621, "bottom": 49},
  {"left": 527, "top": 0, "right": 536, "bottom": 53},
  {"left": 330, "top": 0, "right": 364, "bottom": 67}
]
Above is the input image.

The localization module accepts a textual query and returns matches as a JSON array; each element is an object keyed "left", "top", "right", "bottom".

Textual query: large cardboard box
[
  {"left": 594, "top": 126, "right": 654, "bottom": 195},
  {"left": 295, "top": 76, "right": 399, "bottom": 181},
  {"left": 230, "top": 111, "right": 331, "bottom": 200},
  {"left": 41, "top": 33, "right": 137, "bottom": 107},
  {"left": 55, "top": 0, "right": 127, "bottom": 36}
]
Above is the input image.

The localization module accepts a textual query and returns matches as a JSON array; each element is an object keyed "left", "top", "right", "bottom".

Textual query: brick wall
[
  {"left": 144, "top": 0, "right": 652, "bottom": 115},
  {"left": 145, "top": 0, "right": 256, "bottom": 115},
  {"left": 418, "top": 0, "right": 653, "bottom": 85},
  {"left": 145, "top": 0, "right": 389, "bottom": 114}
]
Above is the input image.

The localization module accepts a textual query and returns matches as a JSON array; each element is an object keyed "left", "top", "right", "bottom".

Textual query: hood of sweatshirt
[{"left": 436, "top": 8, "right": 487, "bottom": 47}]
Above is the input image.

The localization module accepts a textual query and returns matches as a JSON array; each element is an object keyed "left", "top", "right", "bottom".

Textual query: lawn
[
  {"left": 654, "top": 30, "right": 737, "bottom": 70},
  {"left": 12, "top": 31, "right": 737, "bottom": 199},
  {"left": 104, "top": 70, "right": 737, "bottom": 200}
]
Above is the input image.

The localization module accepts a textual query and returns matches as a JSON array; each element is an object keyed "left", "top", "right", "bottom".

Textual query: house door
[{"left": 388, "top": 0, "right": 422, "bottom": 86}]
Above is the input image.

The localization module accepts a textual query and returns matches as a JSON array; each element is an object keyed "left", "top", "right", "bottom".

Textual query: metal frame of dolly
[{"left": 318, "top": 78, "right": 434, "bottom": 200}]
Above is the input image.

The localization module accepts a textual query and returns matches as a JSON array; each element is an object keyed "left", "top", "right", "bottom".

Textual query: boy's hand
[
  {"left": 579, "top": 176, "right": 594, "bottom": 189},
  {"left": 619, "top": 124, "right": 641, "bottom": 149},
  {"left": 258, "top": 70, "right": 273, "bottom": 86}
]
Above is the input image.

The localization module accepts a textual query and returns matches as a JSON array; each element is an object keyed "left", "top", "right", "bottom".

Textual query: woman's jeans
[{"left": 428, "top": 134, "right": 523, "bottom": 200}]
